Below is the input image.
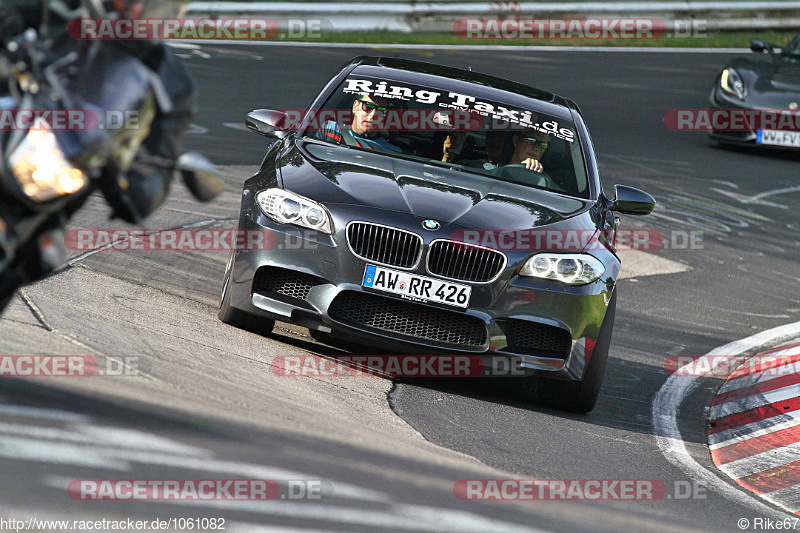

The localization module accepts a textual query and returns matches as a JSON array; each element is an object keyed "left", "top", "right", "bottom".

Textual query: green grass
[{"left": 277, "top": 30, "right": 796, "bottom": 48}]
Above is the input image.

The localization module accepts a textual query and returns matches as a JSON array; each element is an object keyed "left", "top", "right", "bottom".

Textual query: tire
[
  {"left": 533, "top": 290, "right": 617, "bottom": 414},
  {"left": 217, "top": 255, "right": 275, "bottom": 336}
]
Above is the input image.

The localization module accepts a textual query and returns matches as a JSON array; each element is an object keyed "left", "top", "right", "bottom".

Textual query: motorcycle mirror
[{"left": 177, "top": 151, "right": 224, "bottom": 202}]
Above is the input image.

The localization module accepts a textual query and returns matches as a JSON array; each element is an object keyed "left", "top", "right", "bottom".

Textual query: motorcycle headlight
[
  {"left": 256, "top": 188, "right": 333, "bottom": 234},
  {"left": 720, "top": 68, "right": 747, "bottom": 100},
  {"left": 9, "top": 128, "right": 87, "bottom": 202},
  {"left": 519, "top": 253, "right": 605, "bottom": 285}
]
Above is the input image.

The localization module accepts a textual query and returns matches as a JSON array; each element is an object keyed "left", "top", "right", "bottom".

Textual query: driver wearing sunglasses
[
  {"left": 317, "top": 95, "right": 401, "bottom": 153},
  {"left": 509, "top": 128, "right": 550, "bottom": 172}
]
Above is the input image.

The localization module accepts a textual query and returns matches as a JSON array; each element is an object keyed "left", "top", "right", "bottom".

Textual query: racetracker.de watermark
[
  {"left": 65, "top": 229, "right": 281, "bottom": 252},
  {"left": 453, "top": 479, "right": 707, "bottom": 500},
  {"left": 272, "top": 355, "right": 536, "bottom": 378},
  {"left": 67, "top": 479, "right": 329, "bottom": 501},
  {"left": 267, "top": 108, "right": 484, "bottom": 132},
  {"left": 665, "top": 109, "right": 800, "bottom": 131},
  {"left": 0, "top": 355, "right": 143, "bottom": 377},
  {"left": 67, "top": 18, "right": 327, "bottom": 41},
  {"left": 452, "top": 18, "right": 707, "bottom": 40},
  {"left": 664, "top": 353, "right": 800, "bottom": 378},
  {"left": 65, "top": 228, "right": 703, "bottom": 253},
  {"left": 0, "top": 109, "right": 140, "bottom": 131},
  {"left": 452, "top": 229, "right": 703, "bottom": 252}
]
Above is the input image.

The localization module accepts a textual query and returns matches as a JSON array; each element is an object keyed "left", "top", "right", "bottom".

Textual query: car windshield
[{"left": 303, "top": 75, "right": 590, "bottom": 199}]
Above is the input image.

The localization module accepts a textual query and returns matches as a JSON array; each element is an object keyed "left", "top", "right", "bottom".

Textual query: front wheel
[
  {"left": 533, "top": 290, "right": 616, "bottom": 414},
  {"left": 218, "top": 254, "right": 275, "bottom": 336}
]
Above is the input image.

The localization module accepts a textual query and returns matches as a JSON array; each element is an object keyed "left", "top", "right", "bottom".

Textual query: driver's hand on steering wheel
[{"left": 520, "top": 158, "right": 544, "bottom": 172}]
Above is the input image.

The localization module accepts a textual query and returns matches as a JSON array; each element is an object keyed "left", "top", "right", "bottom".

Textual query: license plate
[
  {"left": 362, "top": 265, "right": 471, "bottom": 308},
  {"left": 757, "top": 129, "right": 800, "bottom": 148}
]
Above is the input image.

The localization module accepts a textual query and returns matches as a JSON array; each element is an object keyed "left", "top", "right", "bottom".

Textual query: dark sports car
[
  {"left": 710, "top": 34, "right": 800, "bottom": 149},
  {"left": 218, "top": 56, "right": 655, "bottom": 413}
]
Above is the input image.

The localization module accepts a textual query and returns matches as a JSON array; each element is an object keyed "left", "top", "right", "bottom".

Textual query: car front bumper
[
  {"left": 226, "top": 198, "right": 616, "bottom": 382},
  {"left": 708, "top": 86, "right": 800, "bottom": 150}
]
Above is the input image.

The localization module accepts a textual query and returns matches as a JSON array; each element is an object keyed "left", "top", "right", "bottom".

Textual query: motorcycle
[{"left": 0, "top": 5, "right": 222, "bottom": 312}]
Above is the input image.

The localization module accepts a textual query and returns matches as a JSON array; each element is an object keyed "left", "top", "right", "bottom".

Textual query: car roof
[{"left": 347, "top": 56, "right": 576, "bottom": 122}]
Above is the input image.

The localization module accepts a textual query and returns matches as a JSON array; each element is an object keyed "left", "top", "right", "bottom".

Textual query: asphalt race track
[{"left": 2, "top": 44, "right": 800, "bottom": 532}]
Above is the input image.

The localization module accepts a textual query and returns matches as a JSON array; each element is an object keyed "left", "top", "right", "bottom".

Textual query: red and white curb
[{"left": 708, "top": 342, "right": 800, "bottom": 515}]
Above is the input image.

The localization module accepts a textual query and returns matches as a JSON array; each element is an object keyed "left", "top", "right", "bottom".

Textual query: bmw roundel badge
[{"left": 422, "top": 219, "right": 440, "bottom": 231}]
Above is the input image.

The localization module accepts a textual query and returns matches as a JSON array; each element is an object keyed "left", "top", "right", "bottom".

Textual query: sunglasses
[
  {"left": 523, "top": 137, "right": 549, "bottom": 149},
  {"left": 357, "top": 100, "right": 388, "bottom": 116}
]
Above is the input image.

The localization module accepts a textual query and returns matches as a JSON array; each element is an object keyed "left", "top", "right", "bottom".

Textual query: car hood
[
  {"left": 730, "top": 56, "right": 800, "bottom": 109},
  {"left": 277, "top": 140, "right": 593, "bottom": 231}
]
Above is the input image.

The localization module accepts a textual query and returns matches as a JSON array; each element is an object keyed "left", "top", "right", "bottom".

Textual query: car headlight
[
  {"left": 519, "top": 253, "right": 605, "bottom": 285},
  {"left": 256, "top": 188, "right": 333, "bottom": 234},
  {"left": 9, "top": 128, "right": 87, "bottom": 203},
  {"left": 720, "top": 68, "right": 746, "bottom": 100}
]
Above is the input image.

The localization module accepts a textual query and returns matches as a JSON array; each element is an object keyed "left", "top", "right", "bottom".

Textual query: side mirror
[
  {"left": 177, "top": 151, "right": 224, "bottom": 202},
  {"left": 246, "top": 109, "right": 289, "bottom": 139},
  {"left": 750, "top": 39, "right": 777, "bottom": 55},
  {"left": 608, "top": 184, "right": 655, "bottom": 215}
]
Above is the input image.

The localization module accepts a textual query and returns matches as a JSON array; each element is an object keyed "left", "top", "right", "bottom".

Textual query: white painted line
[
  {"left": 720, "top": 441, "right": 800, "bottom": 479},
  {"left": 0, "top": 402, "right": 91, "bottom": 423},
  {"left": 0, "top": 421, "right": 210, "bottom": 456},
  {"left": 715, "top": 184, "right": 800, "bottom": 207},
  {"left": 652, "top": 320, "right": 800, "bottom": 519},
  {"left": 36, "top": 446, "right": 391, "bottom": 504},
  {"left": 731, "top": 344, "right": 800, "bottom": 360},
  {"left": 709, "top": 412, "right": 800, "bottom": 448},
  {"left": 0, "top": 422, "right": 211, "bottom": 457},
  {"left": 168, "top": 42, "right": 200, "bottom": 50},
  {"left": 0, "top": 400, "right": 390, "bottom": 506},
  {"left": 716, "top": 343, "right": 800, "bottom": 393},
  {"left": 112, "top": 496, "right": 540, "bottom": 533},
  {"left": 616, "top": 250, "right": 691, "bottom": 279},
  {"left": 141, "top": 452, "right": 387, "bottom": 502},
  {"left": 762, "top": 484, "right": 800, "bottom": 513},
  {"left": 0, "top": 399, "right": 387, "bottom": 504},
  {"left": 44, "top": 476, "right": 540, "bottom": 533},
  {"left": 753, "top": 345, "right": 800, "bottom": 358},
  {"left": 0, "top": 436, "right": 126, "bottom": 470},
  {"left": 709, "top": 416, "right": 800, "bottom": 450},
  {"left": 718, "top": 360, "right": 800, "bottom": 394},
  {"left": 173, "top": 40, "right": 749, "bottom": 53},
  {"left": 709, "top": 383, "right": 800, "bottom": 420},
  {"left": 76, "top": 424, "right": 212, "bottom": 456},
  {"left": 45, "top": 447, "right": 542, "bottom": 533}
]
